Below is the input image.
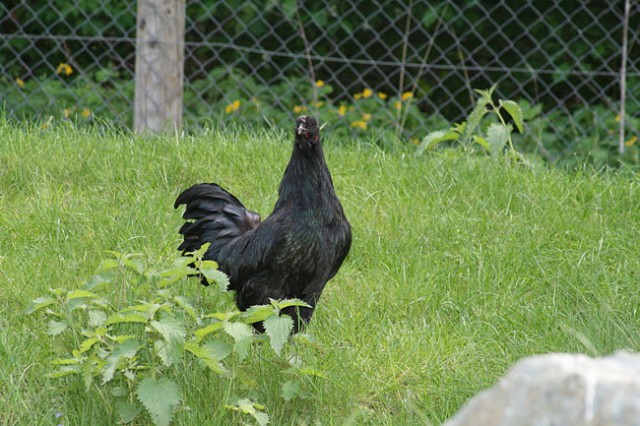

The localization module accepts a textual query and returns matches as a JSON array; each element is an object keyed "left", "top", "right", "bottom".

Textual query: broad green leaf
[
  {"left": 225, "top": 398, "right": 267, "bottom": 413},
  {"left": 473, "top": 135, "right": 490, "bottom": 150},
  {"left": 79, "top": 337, "right": 100, "bottom": 354},
  {"left": 203, "top": 311, "right": 240, "bottom": 321},
  {"left": 102, "top": 339, "right": 140, "bottom": 384},
  {"left": 223, "top": 322, "right": 254, "bottom": 361},
  {"left": 124, "top": 303, "right": 153, "bottom": 313},
  {"left": 97, "top": 258, "right": 119, "bottom": 272},
  {"left": 486, "top": 123, "right": 512, "bottom": 156},
  {"left": 85, "top": 271, "right": 115, "bottom": 290},
  {"left": 264, "top": 315, "right": 293, "bottom": 355},
  {"left": 241, "top": 304, "right": 276, "bottom": 325},
  {"left": 150, "top": 317, "right": 186, "bottom": 343},
  {"left": 184, "top": 341, "right": 229, "bottom": 376},
  {"left": 88, "top": 310, "right": 108, "bottom": 327},
  {"left": 194, "top": 322, "right": 223, "bottom": 343},
  {"left": 103, "top": 252, "right": 144, "bottom": 274},
  {"left": 82, "top": 355, "right": 96, "bottom": 390},
  {"left": 160, "top": 264, "right": 192, "bottom": 279},
  {"left": 474, "top": 84, "right": 496, "bottom": 104},
  {"left": 168, "top": 256, "right": 194, "bottom": 269},
  {"left": 154, "top": 339, "right": 183, "bottom": 367},
  {"left": 113, "top": 334, "right": 137, "bottom": 343},
  {"left": 416, "top": 129, "right": 460, "bottom": 155},
  {"left": 116, "top": 401, "right": 143, "bottom": 424},
  {"left": 281, "top": 379, "right": 301, "bottom": 401},
  {"left": 225, "top": 398, "right": 270, "bottom": 426},
  {"left": 291, "top": 332, "right": 322, "bottom": 349},
  {"left": 299, "top": 367, "right": 329, "bottom": 379},
  {"left": 111, "top": 386, "right": 127, "bottom": 397},
  {"left": 105, "top": 313, "right": 148, "bottom": 326},
  {"left": 67, "top": 289, "right": 99, "bottom": 300},
  {"left": 500, "top": 100, "right": 524, "bottom": 133},
  {"left": 452, "top": 121, "right": 466, "bottom": 134},
  {"left": 158, "top": 268, "right": 191, "bottom": 288},
  {"left": 84, "top": 325, "right": 107, "bottom": 338},
  {"left": 521, "top": 101, "right": 543, "bottom": 120},
  {"left": 462, "top": 104, "right": 488, "bottom": 144},
  {"left": 200, "top": 259, "right": 219, "bottom": 270},
  {"left": 136, "top": 377, "right": 181, "bottom": 426},
  {"left": 68, "top": 297, "right": 90, "bottom": 312},
  {"left": 46, "top": 365, "right": 80, "bottom": 379},
  {"left": 172, "top": 296, "right": 196, "bottom": 319},
  {"left": 122, "top": 258, "right": 144, "bottom": 274},
  {"left": 203, "top": 340, "right": 232, "bottom": 361},
  {"left": 462, "top": 85, "right": 496, "bottom": 144},
  {"left": 25, "top": 296, "right": 56, "bottom": 314},
  {"left": 274, "top": 298, "right": 312, "bottom": 310},
  {"left": 123, "top": 369, "right": 136, "bottom": 382},
  {"left": 186, "top": 242, "right": 210, "bottom": 261},
  {"left": 200, "top": 265, "right": 229, "bottom": 292},
  {"left": 47, "top": 320, "right": 68, "bottom": 336}
]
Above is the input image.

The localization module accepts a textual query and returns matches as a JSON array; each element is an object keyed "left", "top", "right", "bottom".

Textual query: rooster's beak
[{"left": 296, "top": 124, "right": 309, "bottom": 138}]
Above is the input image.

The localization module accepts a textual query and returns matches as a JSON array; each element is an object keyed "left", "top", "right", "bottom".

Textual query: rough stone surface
[{"left": 444, "top": 351, "right": 640, "bottom": 426}]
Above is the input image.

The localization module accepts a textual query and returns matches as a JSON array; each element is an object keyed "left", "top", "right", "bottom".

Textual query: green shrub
[
  {"left": 28, "top": 244, "right": 319, "bottom": 425},
  {"left": 3, "top": 63, "right": 133, "bottom": 128}
]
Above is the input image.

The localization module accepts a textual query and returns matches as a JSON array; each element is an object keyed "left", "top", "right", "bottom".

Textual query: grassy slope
[{"left": 1, "top": 120, "right": 639, "bottom": 425}]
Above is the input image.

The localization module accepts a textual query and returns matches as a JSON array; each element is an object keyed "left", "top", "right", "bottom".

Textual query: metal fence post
[{"left": 134, "top": 0, "right": 185, "bottom": 134}]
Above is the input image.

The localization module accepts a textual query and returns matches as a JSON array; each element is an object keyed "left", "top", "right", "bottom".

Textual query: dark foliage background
[{"left": 1, "top": 1, "right": 638, "bottom": 165}]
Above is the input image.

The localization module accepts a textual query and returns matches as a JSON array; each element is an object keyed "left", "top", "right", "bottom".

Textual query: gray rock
[{"left": 444, "top": 351, "right": 640, "bottom": 426}]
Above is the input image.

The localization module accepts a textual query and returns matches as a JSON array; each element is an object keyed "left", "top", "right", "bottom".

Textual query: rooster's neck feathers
[{"left": 276, "top": 139, "right": 337, "bottom": 210}]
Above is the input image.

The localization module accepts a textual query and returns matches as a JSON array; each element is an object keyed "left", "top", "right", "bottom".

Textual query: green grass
[{"left": 1, "top": 118, "right": 639, "bottom": 425}]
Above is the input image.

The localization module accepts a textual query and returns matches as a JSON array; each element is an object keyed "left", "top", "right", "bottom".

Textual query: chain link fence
[{"left": 2, "top": 1, "right": 639, "bottom": 163}]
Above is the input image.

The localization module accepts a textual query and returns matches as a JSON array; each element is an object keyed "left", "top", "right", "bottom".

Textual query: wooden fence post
[{"left": 134, "top": 0, "right": 185, "bottom": 134}]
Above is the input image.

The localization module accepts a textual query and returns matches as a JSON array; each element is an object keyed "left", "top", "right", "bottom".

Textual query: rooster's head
[{"left": 295, "top": 115, "right": 320, "bottom": 146}]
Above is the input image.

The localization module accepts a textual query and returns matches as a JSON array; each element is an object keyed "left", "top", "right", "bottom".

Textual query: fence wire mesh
[{"left": 1, "top": 1, "right": 639, "bottom": 162}]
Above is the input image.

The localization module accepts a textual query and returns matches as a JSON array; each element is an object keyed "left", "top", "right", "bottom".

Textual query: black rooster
[{"left": 175, "top": 116, "right": 351, "bottom": 332}]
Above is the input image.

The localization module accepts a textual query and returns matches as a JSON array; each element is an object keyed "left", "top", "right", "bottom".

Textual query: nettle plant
[
  {"left": 417, "top": 85, "right": 525, "bottom": 159},
  {"left": 28, "top": 244, "right": 321, "bottom": 426}
]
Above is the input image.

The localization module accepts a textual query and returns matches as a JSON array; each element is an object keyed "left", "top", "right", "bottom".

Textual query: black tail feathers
[{"left": 174, "top": 183, "right": 260, "bottom": 259}]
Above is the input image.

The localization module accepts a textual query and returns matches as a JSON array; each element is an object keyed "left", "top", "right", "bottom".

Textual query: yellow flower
[
  {"left": 410, "top": 137, "right": 420, "bottom": 145},
  {"left": 81, "top": 108, "right": 91, "bottom": 118},
  {"left": 63, "top": 108, "right": 72, "bottom": 118},
  {"left": 377, "top": 92, "right": 387, "bottom": 100},
  {"left": 354, "top": 93, "right": 362, "bottom": 100},
  {"left": 314, "top": 101, "right": 324, "bottom": 108},
  {"left": 315, "top": 80, "right": 325, "bottom": 88},
  {"left": 625, "top": 135, "right": 638, "bottom": 147},
  {"left": 394, "top": 101, "right": 402, "bottom": 110},
  {"left": 337, "top": 105, "right": 347, "bottom": 117},
  {"left": 350, "top": 120, "right": 367, "bottom": 130},
  {"left": 293, "top": 105, "right": 308, "bottom": 114},
  {"left": 56, "top": 63, "right": 73, "bottom": 76},
  {"left": 15, "top": 78, "right": 24, "bottom": 87},
  {"left": 225, "top": 100, "right": 241, "bottom": 114},
  {"left": 362, "top": 113, "right": 372, "bottom": 121},
  {"left": 362, "top": 88, "right": 372, "bottom": 98},
  {"left": 401, "top": 91, "right": 413, "bottom": 101},
  {"left": 615, "top": 114, "right": 621, "bottom": 122}
]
